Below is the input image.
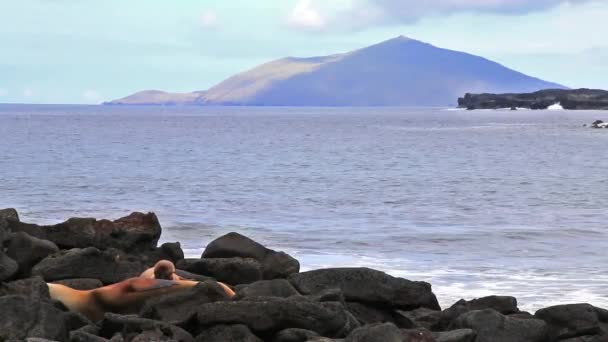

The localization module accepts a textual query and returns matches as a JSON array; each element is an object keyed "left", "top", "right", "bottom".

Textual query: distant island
[
  {"left": 458, "top": 89, "right": 608, "bottom": 110},
  {"left": 106, "top": 36, "right": 565, "bottom": 107}
]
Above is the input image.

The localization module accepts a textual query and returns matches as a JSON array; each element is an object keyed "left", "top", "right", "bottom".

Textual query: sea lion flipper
[{"left": 129, "top": 278, "right": 179, "bottom": 292}]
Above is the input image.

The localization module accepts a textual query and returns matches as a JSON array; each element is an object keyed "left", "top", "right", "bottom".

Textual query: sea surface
[{"left": 1, "top": 104, "right": 607, "bottom": 312}]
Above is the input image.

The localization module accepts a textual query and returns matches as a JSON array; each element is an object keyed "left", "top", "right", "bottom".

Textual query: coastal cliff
[
  {"left": 2, "top": 208, "right": 608, "bottom": 341},
  {"left": 458, "top": 88, "right": 608, "bottom": 110}
]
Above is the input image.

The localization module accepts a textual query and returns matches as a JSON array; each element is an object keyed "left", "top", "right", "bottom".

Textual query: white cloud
[
  {"left": 23, "top": 88, "right": 33, "bottom": 97},
  {"left": 200, "top": 9, "right": 219, "bottom": 29},
  {"left": 291, "top": 0, "right": 597, "bottom": 31},
  {"left": 83, "top": 89, "right": 102, "bottom": 103},
  {"left": 286, "top": 0, "right": 327, "bottom": 31},
  {"left": 0, "top": 88, "right": 7, "bottom": 97}
]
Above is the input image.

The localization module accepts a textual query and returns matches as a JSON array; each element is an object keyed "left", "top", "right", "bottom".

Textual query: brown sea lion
[
  {"left": 48, "top": 277, "right": 200, "bottom": 321},
  {"left": 140, "top": 260, "right": 236, "bottom": 297}
]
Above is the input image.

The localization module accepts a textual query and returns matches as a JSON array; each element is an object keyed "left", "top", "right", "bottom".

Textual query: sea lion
[
  {"left": 48, "top": 277, "right": 200, "bottom": 321},
  {"left": 140, "top": 260, "right": 236, "bottom": 297}
]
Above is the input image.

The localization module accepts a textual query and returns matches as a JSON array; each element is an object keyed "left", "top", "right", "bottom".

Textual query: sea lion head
[{"left": 153, "top": 260, "right": 176, "bottom": 280}]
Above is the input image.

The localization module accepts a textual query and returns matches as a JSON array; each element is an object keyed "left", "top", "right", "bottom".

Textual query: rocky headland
[
  {"left": 1, "top": 208, "right": 607, "bottom": 341},
  {"left": 458, "top": 89, "right": 608, "bottom": 110}
]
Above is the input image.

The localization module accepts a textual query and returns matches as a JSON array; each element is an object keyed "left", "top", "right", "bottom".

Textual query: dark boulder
[
  {"left": 289, "top": 268, "right": 440, "bottom": 311},
  {"left": 400, "top": 328, "right": 437, "bottom": 342},
  {"left": 139, "top": 281, "right": 230, "bottom": 324},
  {"left": 0, "top": 295, "right": 69, "bottom": 341},
  {"left": 99, "top": 313, "right": 193, "bottom": 342},
  {"left": 0, "top": 276, "right": 50, "bottom": 299},
  {"left": 197, "top": 298, "right": 359, "bottom": 337},
  {"left": 0, "top": 250, "right": 19, "bottom": 282},
  {"left": 0, "top": 208, "right": 19, "bottom": 221},
  {"left": 346, "top": 302, "right": 415, "bottom": 328},
  {"left": 177, "top": 257, "right": 263, "bottom": 285},
  {"left": 0, "top": 216, "right": 10, "bottom": 243},
  {"left": 70, "top": 330, "right": 109, "bottom": 342},
  {"left": 6, "top": 232, "right": 59, "bottom": 277},
  {"left": 433, "top": 329, "right": 476, "bottom": 342},
  {"left": 202, "top": 232, "right": 300, "bottom": 279},
  {"left": 53, "top": 278, "right": 103, "bottom": 290},
  {"left": 10, "top": 212, "right": 162, "bottom": 252},
  {"left": 31, "top": 247, "right": 142, "bottom": 284},
  {"left": 534, "top": 304, "right": 607, "bottom": 340},
  {"left": 437, "top": 296, "right": 518, "bottom": 330},
  {"left": 235, "top": 279, "right": 300, "bottom": 300},
  {"left": 450, "top": 309, "right": 547, "bottom": 342},
  {"left": 344, "top": 323, "right": 403, "bottom": 342},
  {"left": 195, "top": 324, "right": 262, "bottom": 342},
  {"left": 395, "top": 308, "right": 442, "bottom": 330},
  {"left": 273, "top": 328, "right": 320, "bottom": 342}
]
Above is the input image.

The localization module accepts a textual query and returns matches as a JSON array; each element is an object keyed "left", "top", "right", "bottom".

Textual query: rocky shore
[
  {"left": 1, "top": 209, "right": 607, "bottom": 342},
  {"left": 458, "top": 89, "right": 608, "bottom": 110}
]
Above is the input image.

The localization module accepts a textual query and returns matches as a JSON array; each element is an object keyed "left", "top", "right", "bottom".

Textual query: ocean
[{"left": 1, "top": 104, "right": 607, "bottom": 311}]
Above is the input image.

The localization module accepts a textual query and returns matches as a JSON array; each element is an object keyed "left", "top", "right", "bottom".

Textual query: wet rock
[
  {"left": 450, "top": 309, "right": 547, "bottom": 342},
  {"left": 289, "top": 268, "right": 440, "bottom": 311},
  {"left": 274, "top": 328, "right": 320, "bottom": 342},
  {"left": 32, "top": 247, "right": 142, "bottom": 284},
  {"left": 0, "top": 216, "right": 9, "bottom": 243},
  {"left": 0, "top": 250, "right": 19, "bottom": 282},
  {"left": 10, "top": 212, "right": 161, "bottom": 252},
  {"left": 99, "top": 313, "right": 193, "bottom": 342},
  {"left": 202, "top": 232, "right": 300, "bottom": 279},
  {"left": 0, "top": 276, "right": 50, "bottom": 299},
  {"left": 195, "top": 324, "right": 262, "bottom": 342},
  {"left": 395, "top": 308, "right": 442, "bottom": 330},
  {"left": 139, "top": 281, "right": 230, "bottom": 324},
  {"left": 6, "top": 232, "right": 59, "bottom": 277},
  {"left": 197, "top": 298, "right": 359, "bottom": 337},
  {"left": 560, "top": 335, "right": 607, "bottom": 342},
  {"left": 0, "top": 295, "right": 69, "bottom": 341},
  {"left": 433, "top": 329, "right": 476, "bottom": 342},
  {"left": 53, "top": 278, "right": 103, "bottom": 290},
  {"left": 534, "top": 304, "right": 607, "bottom": 340},
  {"left": 235, "top": 279, "right": 300, "bottom": 300},
  {"left": 177, "top": 257, "right": 263, "bottom": 285}
]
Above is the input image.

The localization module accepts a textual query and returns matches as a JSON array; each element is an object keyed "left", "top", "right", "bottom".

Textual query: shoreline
[{"left": 2, "top": 209, "right": 607, "bottom": 341}]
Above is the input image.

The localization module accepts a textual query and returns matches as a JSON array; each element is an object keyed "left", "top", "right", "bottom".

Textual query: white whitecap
[{"left": 547, "top": 102, "right": 564, "bottom": 111}]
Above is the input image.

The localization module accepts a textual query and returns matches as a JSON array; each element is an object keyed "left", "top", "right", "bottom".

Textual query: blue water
[{"left": 1, "top": 104, "right": 607, "bottom": 311}]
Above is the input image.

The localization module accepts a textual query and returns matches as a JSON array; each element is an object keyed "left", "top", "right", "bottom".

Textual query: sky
[{"left": 1, "top": 0, "right": 607, "bottom": 104}]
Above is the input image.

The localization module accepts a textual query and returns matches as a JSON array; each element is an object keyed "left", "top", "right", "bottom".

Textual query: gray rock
[
  {"left": 236, "top": 279, "right": 300, "bottom": 300},
  {"left": 346, "top": 302, "right": 415, "bottom": 328},
  {"left": 6, "top": 232, "right": 59, "bottom": 277},
  {"left": 0, "top": 250, "right": 19, "bottom": 282},
  {"left": 534, "top": 304, "right": 606, "bottom": 340},
  {"left": 0, "top": 208, "right": 19, "bottom": 221},
  {"left": 177, "top": 257, "right": 263, "bottom": 285},
  {"left": 99, "top": 313, "right": 193, "bottom": 342},
  {"left": 0, "top": 295, "right": 69, "bottom": 341},
  {"left": 139, "top": 281, "right": 229, "bottom": 324},
  {"left": 70, "top": 330, "right": 109, "bottom": 342},
  {"left": 289, "top": 268, "right": 440, "bottom": 311},
  {"left": 434, "top": 329, "right": 476, "bottom": 342},
  {"left": 32, "top": 247, "right": 142, "bottom": 284},
  {"left": 273, "top": 328, "right": 320, "bottom": 342},
  {"left": 53, "top": 278, "right": 103, "bottom": 290},
  {"left": 197, "top": 298, "right": 359, "bottom": 337},
  {"left": 202, "top": 232, "right": 300, "bottom": 279},
  {"left": 400, "top": 328, "right": 437, "bottom": 342},
  {"left": 10, "top": 212, "right": 161, "bottom": 252},
  {"left": 0, "top": 276, "right": 50, "bottom": 299},
  {"left": 195, "top": 324, "right": 262, "bottom": 342},
  {"left": 450, "top": 309, "right": 547, "bottom": 342},
  {"left": 395, "top": 308, "right": 442, "bottom": 330},
  {"left": 438, "top": 296, "right": 519, "bottom": 330}
]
